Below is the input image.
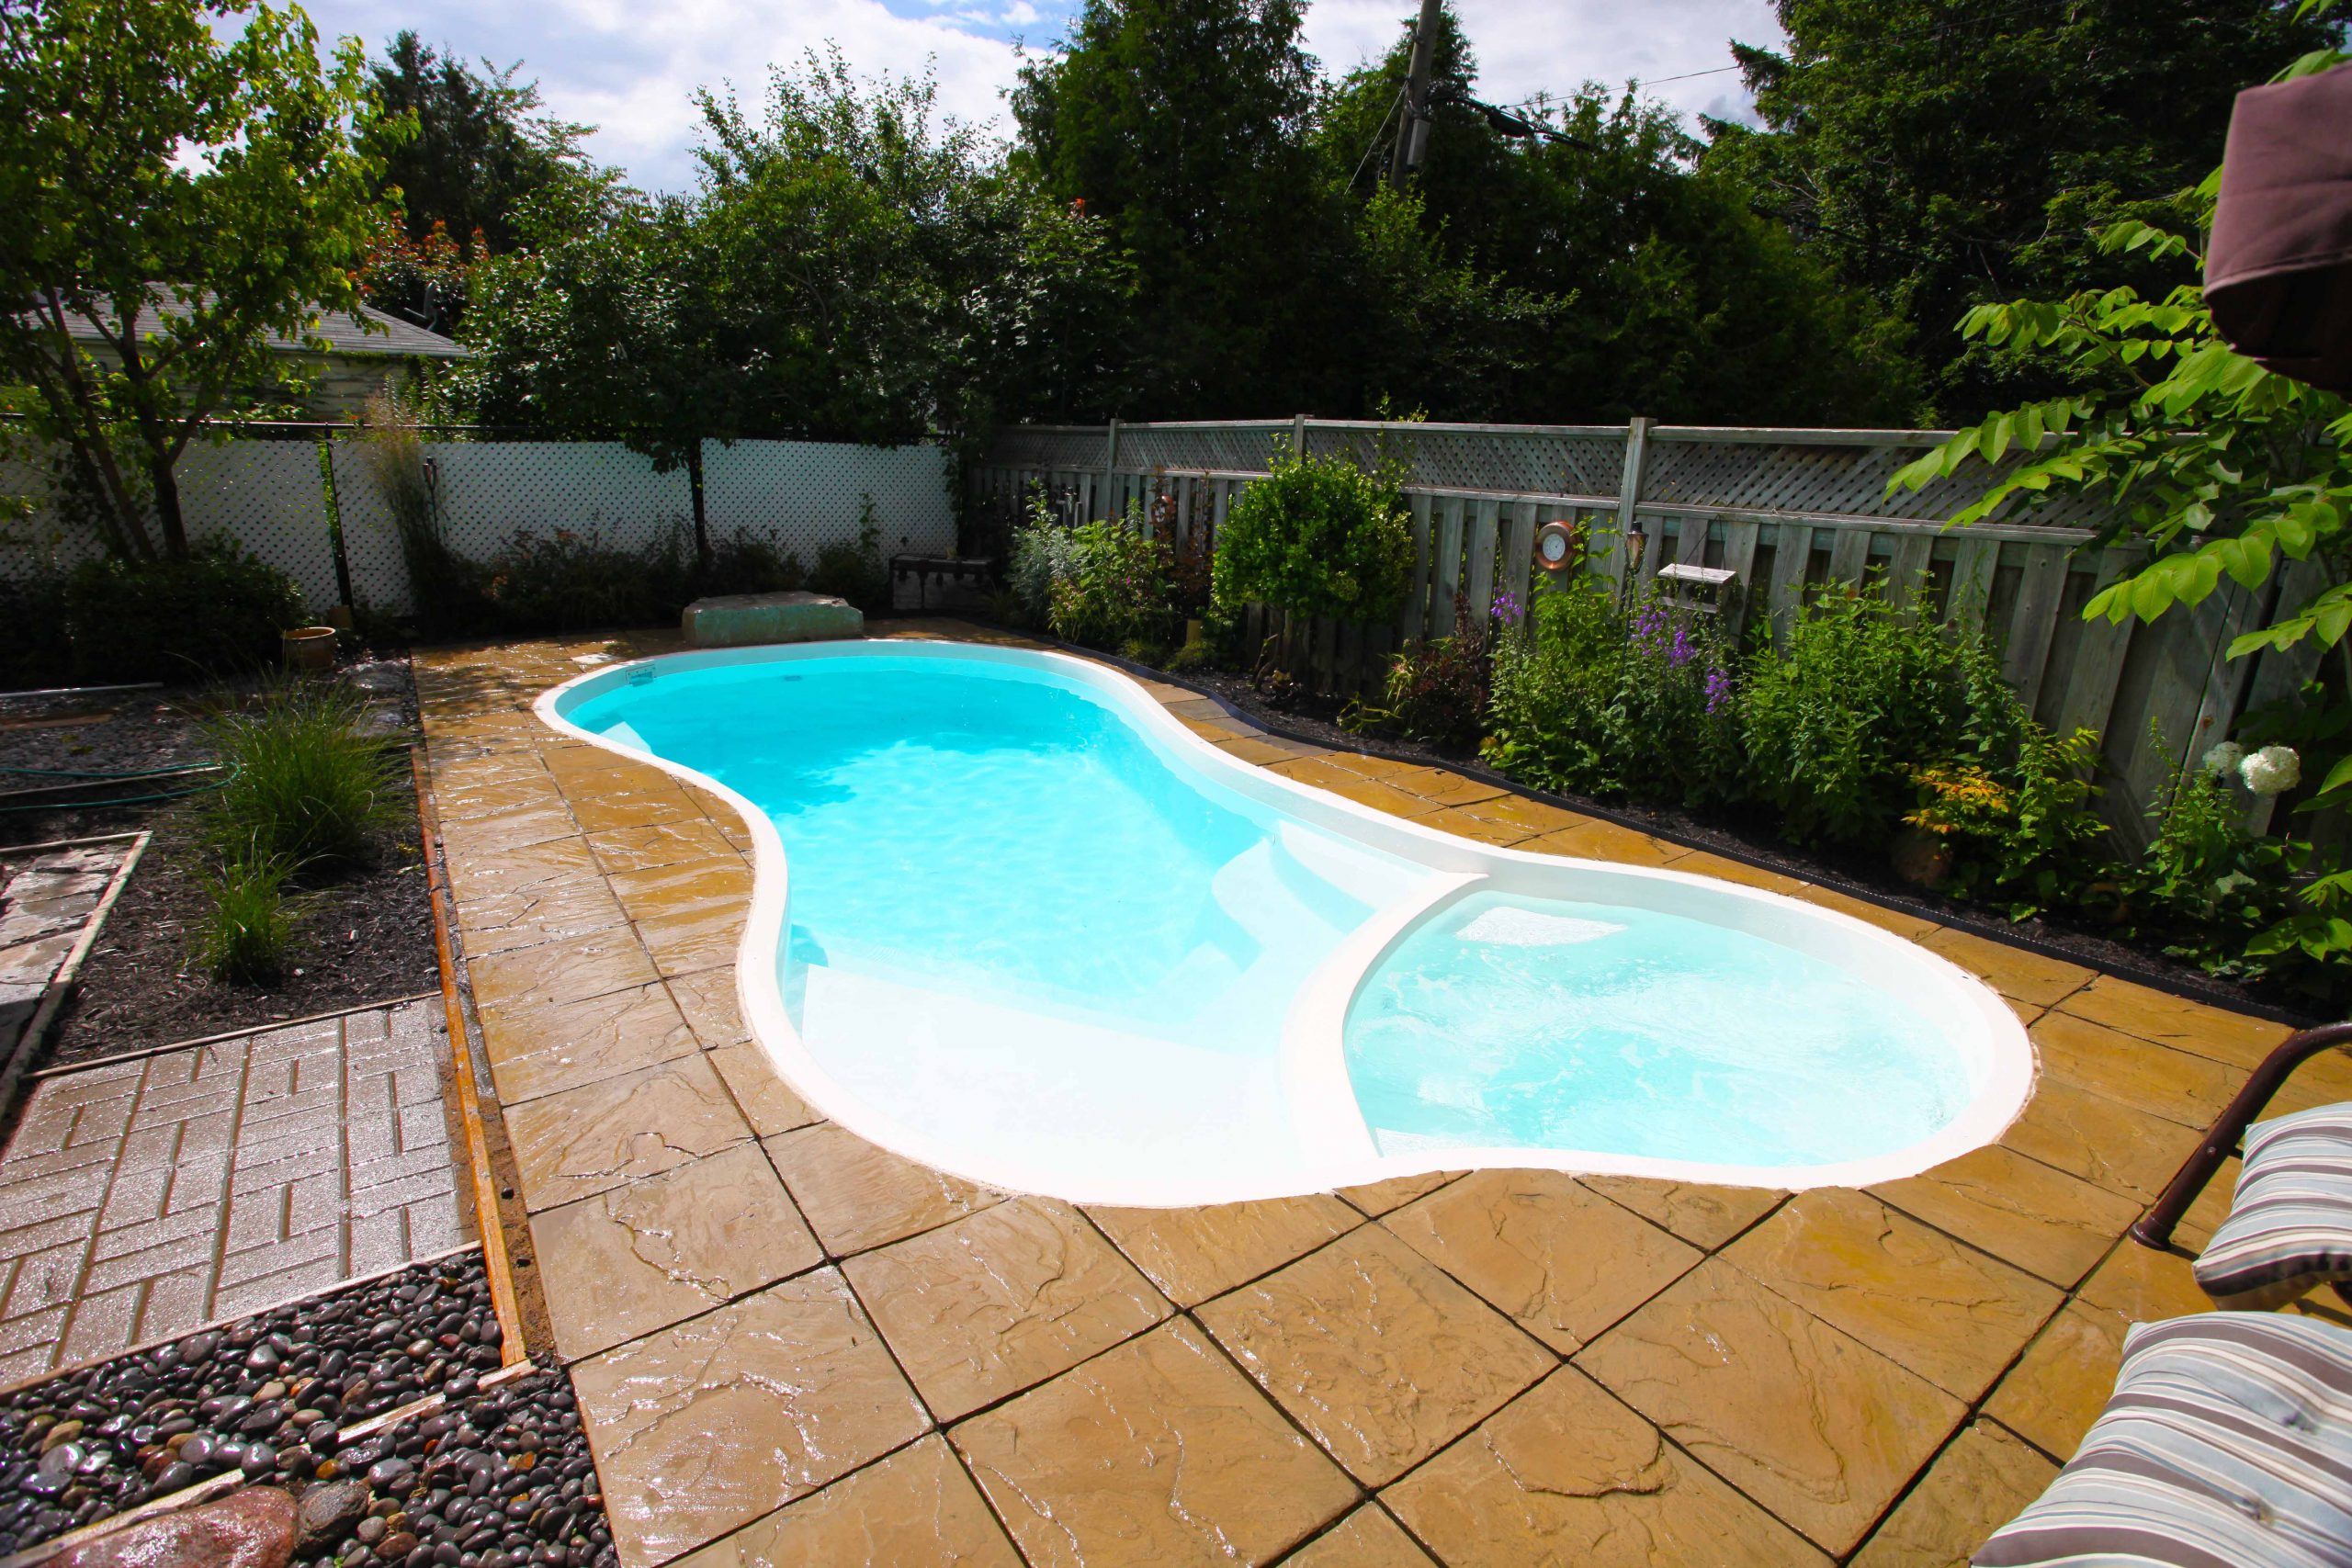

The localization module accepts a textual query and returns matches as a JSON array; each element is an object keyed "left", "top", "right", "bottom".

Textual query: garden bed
[
  {"left": 1166, "top": 663, "right": 2318, "bottom": 1025},
  {"left": 0, "top": 660, "right": 439, "bottom": 1069}
]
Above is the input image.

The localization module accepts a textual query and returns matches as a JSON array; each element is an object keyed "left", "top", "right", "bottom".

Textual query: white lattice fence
[
  {"left": 175, "top": 441, "right": 343, "bottom": 608},
  {"left": 325, "top": 441, "right": 414, "bottom": 615},
  {"left": 422, "top": 442, "right": 693, "bottom": 563},
  {"left": 701, "top": 439, "right": 955, "bottom": 561},
  {"left": 0, "top": 440, "right": 339, "bottom": 609}
]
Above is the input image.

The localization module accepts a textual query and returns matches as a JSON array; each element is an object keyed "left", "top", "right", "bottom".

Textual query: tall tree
[
  {"left": 1318, "top": 7, "right": 1918, "bottom": 424},
  {"left": 1012, "top": 0, "right": 1358, "bottom": 417},
  {"left": 360, "top": 32, "right": 599, "bottom": 333},
  {"left": 365, "top": 32, "right": 592, "bottom": 253},
  {"left": 0, "top": 0, "right": 392, "bottom": 558},
  {"left": 1706, "top": 0, "right": 2332, "bottom": 418}
]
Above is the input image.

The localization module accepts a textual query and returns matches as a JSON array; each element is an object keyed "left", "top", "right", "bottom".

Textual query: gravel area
[
  {"left": 0, "top": 1253, "right": 502, "bottom": 1555},
  {"left": 299, "top": 1365, "right": 613, "bottom": 1568}
]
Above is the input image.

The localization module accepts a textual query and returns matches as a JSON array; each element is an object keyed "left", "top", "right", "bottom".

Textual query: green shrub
[
  {"left": 1482, "top": 581, "right": 1740, "bottom": 806},
  {"left": 1053, "top": 515, "right": 1181, "bottom": 653},
  {"left": 0, "top": 576, "right": 73, "bottom": 688},
  {"left": 809, "top": 496, "right": 889, "bottom": 611},
  {"left": 1348, "top": 601, "right": 1494, "bottom": 752},
  {"left": 196, "top": 850, "right": 300, "bottom": 983},
  {"left": 1212, "top": 446, "right": 1409, "bottom": 624},
  {"left": 1736, "top": 586, "right": 2002, "bottom": 845},
  {"left": 62, "top": 540, "right": 304, "bottom": 683},
  {"left": 206, "top": 682, "right": 396, "bottom": 870},
  {"left": 1007, "top": 494, "right": 1081, "bottom": 626}
]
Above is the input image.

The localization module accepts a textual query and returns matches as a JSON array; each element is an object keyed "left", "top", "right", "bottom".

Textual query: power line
[{"left": 1629, "top": 64, "right": 1745, "bottom": 89}]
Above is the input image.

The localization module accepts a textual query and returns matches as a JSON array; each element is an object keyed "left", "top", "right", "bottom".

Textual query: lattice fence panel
[
  {"left": 702, "top": 439, "right": 956, "bottom": 562},
  {"left": 0, "top": 451, "right": 106, "bottom": 582},
  {"left": 1307, "top": 426, "right": 1627, "bottom": 498},
  {"left": 425, "top": 441, "right": 692, "bottom": 566},
  {"left": 175, "top": 441, "right": 343, "bottom": 610},
  {"left": 1121, "top": 423, "right": 1288, "bottom": 474},
  {"left": 0, "top": 441, "right": 338, "bottom": 608},
  {"left": 992, "top": 427, "right": 1109, "bottom": 469},
  {"left": 326, "top": 441, "right": 414, "bottom": 615}
]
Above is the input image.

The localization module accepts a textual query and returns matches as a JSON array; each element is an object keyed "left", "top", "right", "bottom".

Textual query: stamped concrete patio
[{"left": 416, "top": 623, "right": 2352, "bottom": 1568}]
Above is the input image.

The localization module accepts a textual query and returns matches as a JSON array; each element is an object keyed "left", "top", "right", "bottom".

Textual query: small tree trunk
[
  {"left": 151, "top": 454, "right": 190, "bottom": 559},
  {"left": 687, "top": 444, "right": 711, "bottom": 574}
]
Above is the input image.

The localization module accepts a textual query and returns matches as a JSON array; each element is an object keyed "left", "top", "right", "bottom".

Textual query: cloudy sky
[{"left": 289, "top": 0, "right": 1786, "bottom": 192}]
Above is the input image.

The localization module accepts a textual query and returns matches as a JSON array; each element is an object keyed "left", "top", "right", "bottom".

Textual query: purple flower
[
  {"left": 1490, "top": 590, "right": 1521, "bottom": 622},
  {"left": 1704, "top": 666, "right": 1733, "bottom": 715},
  {"left": 1668, "top": 627, "right": 1695, "bottom": 668}
]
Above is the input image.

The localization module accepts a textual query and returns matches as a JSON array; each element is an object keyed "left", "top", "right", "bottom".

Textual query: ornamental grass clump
[
  {"left": 195, "top": 848, "right": 299, "bottom": 984},
  {"left": 205, "top": 682, "right": 398, "bottom": 872}
]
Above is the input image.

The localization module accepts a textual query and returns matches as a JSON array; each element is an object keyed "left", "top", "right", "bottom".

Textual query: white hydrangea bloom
[
  {"left": 2241, "top": 744, "right": 2301, "bottom": 797},
  {"left": 2202, "top": 741, "right": 2245, "bottom": 778}
]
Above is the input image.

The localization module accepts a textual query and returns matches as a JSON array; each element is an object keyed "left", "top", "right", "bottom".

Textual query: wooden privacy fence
[{"left": 974, "top": 417, "right": 2329, "bottom": 844}]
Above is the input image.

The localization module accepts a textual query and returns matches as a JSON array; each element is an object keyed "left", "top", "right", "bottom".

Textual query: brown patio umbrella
[{"left": 2205, "top": 63, "right": 2352, "bottom": 392}]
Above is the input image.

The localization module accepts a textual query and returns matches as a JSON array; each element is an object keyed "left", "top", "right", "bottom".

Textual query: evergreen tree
[{"left": 1706, "top": 0, "right": 2331, "bottom": 417}]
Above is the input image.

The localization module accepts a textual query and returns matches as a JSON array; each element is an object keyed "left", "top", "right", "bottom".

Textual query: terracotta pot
[
  {"left": 282, "top": 626, "right": 337, "bottom": 673},
  {"left": 1889, "top": 826, "right": 1953, "bottom": 890}
]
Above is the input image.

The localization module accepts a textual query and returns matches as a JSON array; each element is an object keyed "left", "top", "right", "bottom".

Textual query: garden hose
[
  {"left": 0, "top": 779, "right": 228, "bottom": 813},
  {"left": 0, "top": 763, "right": 216, "bottom": 780}
]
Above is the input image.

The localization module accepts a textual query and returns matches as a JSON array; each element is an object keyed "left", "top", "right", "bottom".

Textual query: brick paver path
[{"left": 0, "top": 998, "right": 465, "bottom": 1383}]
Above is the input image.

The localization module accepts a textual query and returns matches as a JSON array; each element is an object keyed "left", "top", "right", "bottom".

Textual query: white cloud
[{"left": 293, "top": 0, "right": 1782, "bottom": 192}]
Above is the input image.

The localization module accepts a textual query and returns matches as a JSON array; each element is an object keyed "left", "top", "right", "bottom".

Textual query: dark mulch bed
[
  {"left": 1, "top": 656, "right": 439, "bottom": 1067},
  {"left": 1169, "top": 662, "right": 2321, "bottom": 1026}
]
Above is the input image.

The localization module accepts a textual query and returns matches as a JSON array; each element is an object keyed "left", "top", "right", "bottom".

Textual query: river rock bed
[
  {"left": 293, "top": 1365, "right": 613, "bottom": 1568},
  {"left": 0, "top": 1253, "right": 500, "bottom": 1554}
]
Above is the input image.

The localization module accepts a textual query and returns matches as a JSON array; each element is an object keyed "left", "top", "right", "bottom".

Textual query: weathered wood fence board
[{"left": 978, "top": 418, "right": 2328, "bottom": 844}]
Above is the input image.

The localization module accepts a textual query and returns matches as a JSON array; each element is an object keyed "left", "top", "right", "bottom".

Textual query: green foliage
[
  {"left": 0, "top": 576, "right": 72, "bottom": 688},
  {"left": 1737, "top": 588, "right": 2006, "bottom": 844},
  {"left": 808, "top": 496, "right": 888, "bottom": 611},
  {"left": 365, "top": 32, "right": 594, "bottom": 255},
  {"left": 1211, "top": 446, "right": 1409, "bottom": 624},
  {"left": 1013, "top": 0, "right": 1352, "bottom": 416},
  {"left": 195, "top": 848, "right": 300, "bottom": 984},
  {"left": 1483, "top": 583, "right": 1742, "bottom": 807},
  {"left": 358, "top": 32, "right": 602, "bottom": 333},
  {"left": 448, "top": 50, "right": 1129, "bottom": 456},
  {"left": 1346, "top": 603, "right": 1493, "bottom": 753},
  {"left": 1905, "top": 726, "right": 2109, "bottom": 914},
  {"left": 1005, "top": 495, "right": 1182, "bottom": 653},
  {"left": 1317, "top": 13, "right": 1917, "bottom": 424},
  {"left": 205, "top": 682, "right": 396, "bottom": 871},
  {"left": 1704, "top": 0, "right": 2330, "bottom": 416},
  {"left": 61, "top": 541, "right": 304, "bottom": 683},
  {"left": 1050, "top": 514, "right": 1180, "bottom": 654},
  {"left": 473, "top": 525, "right": 803, "bottom": 633},
  {"left": 0, "top": 0, "right": 399, "bottom": 558},
  {"left": 1893, "top": 12, "right": 2352, "bottom": 970}
]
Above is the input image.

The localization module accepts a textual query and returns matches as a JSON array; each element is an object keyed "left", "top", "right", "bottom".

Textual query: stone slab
[{"left": 683, "top": 592, "right": 863, "bottom": 649}]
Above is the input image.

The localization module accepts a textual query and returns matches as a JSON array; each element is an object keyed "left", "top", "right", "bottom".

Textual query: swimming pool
[{"left": 540, "top": 641, "right": 2032, "bottom": 1205}]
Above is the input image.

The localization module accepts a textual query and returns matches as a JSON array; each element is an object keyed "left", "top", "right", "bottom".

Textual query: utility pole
[{"left": 1385, "top": 0, "right": 1444, "bottom": 189}]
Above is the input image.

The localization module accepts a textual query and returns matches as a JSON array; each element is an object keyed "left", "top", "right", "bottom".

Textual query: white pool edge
[{"left": 531, "top": 637, "right": 2038, "bottom": 1207}]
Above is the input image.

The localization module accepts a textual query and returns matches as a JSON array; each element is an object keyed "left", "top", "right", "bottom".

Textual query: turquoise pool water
[
  {"left": 552, "top": 645, "right": 2009, "bottom": 1199},
  {"left": 1344, "top": 889, "right": 1967, "bottom": 1167}
]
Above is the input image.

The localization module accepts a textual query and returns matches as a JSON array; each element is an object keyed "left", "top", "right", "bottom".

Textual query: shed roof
[{"left": 40, "top": 291, "right": 467, "bottom": 360}]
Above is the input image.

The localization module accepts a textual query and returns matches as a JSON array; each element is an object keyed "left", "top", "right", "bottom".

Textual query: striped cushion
[
  {"left": 1975, "top": 1313, "right": 2352, "bottom": 1567},
  {"left": 2195, "top": 1104, "right": 2352, "bottom": 1310}
]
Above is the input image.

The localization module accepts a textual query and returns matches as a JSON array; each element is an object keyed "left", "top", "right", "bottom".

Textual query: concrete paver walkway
[
  {"left": 0, "top": 999, "right": 466, "bottom": 1383},
  {"left": 419, "top": 625, "right": 2352, "bottom": 1568}
]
